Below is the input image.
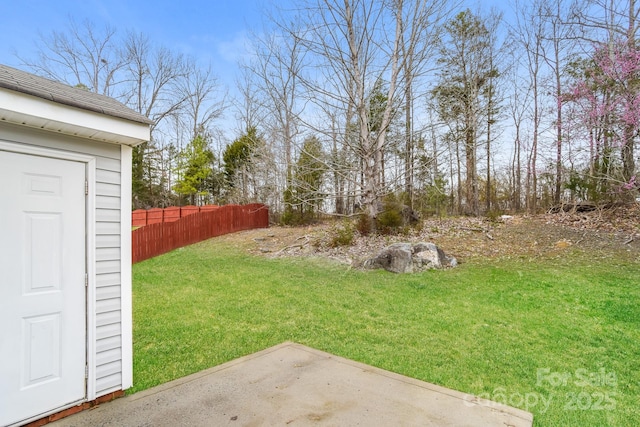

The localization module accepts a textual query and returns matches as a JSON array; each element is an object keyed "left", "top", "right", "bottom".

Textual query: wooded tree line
[{"left": 21, "top": 0, "right": 640, "bottom": 226}]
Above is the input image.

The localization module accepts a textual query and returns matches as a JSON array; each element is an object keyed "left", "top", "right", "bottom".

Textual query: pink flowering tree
[{"left": 565, "top": 39, "right": 640, "bottom": 199}]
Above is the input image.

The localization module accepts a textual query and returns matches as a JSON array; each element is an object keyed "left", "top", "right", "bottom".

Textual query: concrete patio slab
[{"left": 50, "top": 342, "right": 533, "bottom": 426}]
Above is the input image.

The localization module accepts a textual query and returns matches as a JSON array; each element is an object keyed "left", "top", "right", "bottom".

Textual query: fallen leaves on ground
[{"left": 217, "top": 204, "right": 640, "bottom": 267}]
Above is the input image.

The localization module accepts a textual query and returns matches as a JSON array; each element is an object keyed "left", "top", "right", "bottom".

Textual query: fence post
[{"left": 132, "top": 209, "right": 147, "bottom": 227}]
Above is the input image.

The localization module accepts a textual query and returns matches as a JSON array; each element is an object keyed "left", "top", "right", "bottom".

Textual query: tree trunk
[
  {"left": 515, "top": 131, "right": 521, "bottom": 211},
  {"left": 486, "top": 92, "right": 492, "bottom": 213},
  {"left": 622, "top": 123, "right": 636, "bottom": 181},
  {"left": 552, "top": 2, "right": 564, "bottom": 206},
  {"left": 456, "top": 139, "right": 462, "bottom": 215},
  {"left": 405, "top": 80, "right": 413, "bottom": 206},
  {"left": 623, "top": 0, "right": 637, "bottom": 182},
  {"left": 465, "top": 135, "right": 476, "bottom": 215},
  {"left": 530, "top": 76, "right": 539, "bottom": 213}
]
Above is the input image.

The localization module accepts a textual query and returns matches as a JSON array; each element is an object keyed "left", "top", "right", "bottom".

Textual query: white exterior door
[{"left": 0, "top": 150, "right": 87, "bottom": 426}]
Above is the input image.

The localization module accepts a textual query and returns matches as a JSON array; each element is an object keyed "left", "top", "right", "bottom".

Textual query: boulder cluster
[{"left": 364, "top": 242, "right": 457, "bottom": 274}]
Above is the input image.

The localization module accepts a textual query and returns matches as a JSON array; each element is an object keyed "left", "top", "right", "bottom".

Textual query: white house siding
[{"left": 0, "top": 122, "right": 126, "bottom": 398}]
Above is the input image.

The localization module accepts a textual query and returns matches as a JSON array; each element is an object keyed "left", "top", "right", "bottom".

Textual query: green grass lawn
[{"left": 132, "top": 238, "right": 639, "bottom": 426}]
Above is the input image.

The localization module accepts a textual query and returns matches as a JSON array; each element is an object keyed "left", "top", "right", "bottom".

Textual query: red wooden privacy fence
[
  {"left": 132, "top": 203, "right": 269, "bottom": 263},
  {"left": 132, "top": 204, "right": 223, "bottom": 226}
]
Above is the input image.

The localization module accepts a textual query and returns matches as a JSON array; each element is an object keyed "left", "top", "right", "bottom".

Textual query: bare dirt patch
[{"left": 217, "top": 204, "right": 640, "bottom": 267}]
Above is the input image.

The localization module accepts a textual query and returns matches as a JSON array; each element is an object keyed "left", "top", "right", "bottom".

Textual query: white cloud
[{"left": 216, "top": 32, "right": 253, "bottom": 64}]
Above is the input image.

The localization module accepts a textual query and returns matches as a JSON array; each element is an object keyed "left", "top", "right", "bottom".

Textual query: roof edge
[{"left": 0, "top": 64, "right": 153, "bottom": 126}]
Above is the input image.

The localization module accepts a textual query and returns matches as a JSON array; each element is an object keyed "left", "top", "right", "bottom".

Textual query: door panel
[
  {"left": 22, "top": 313, "right": 61, "bottom": 388},
  {"left": 24, "top": 212, "right": 62, "bottom": 292},
  {"left": 0, "top": 150, "right": 86, "bottom": 426}
]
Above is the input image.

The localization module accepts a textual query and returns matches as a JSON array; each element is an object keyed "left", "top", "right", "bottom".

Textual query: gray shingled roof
[{"left": 0, "top": 64, "right": 152, "bottom": 125}]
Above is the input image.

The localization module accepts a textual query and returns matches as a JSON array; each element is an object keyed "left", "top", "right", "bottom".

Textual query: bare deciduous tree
[
  {"left": 257, "top": 0, "right": 453, "bottom": 226},
  {"left": 513, "top": 0, "right": 547, "bottom": 213},
  {"left": 19, "top": 18, "right": 124, "bottom": 96}
]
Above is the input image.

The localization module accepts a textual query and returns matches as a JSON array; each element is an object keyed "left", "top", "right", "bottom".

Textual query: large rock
[
  {"left": 364, "top": 242, "right": 457, "bottom": 274},
  {"left": 364, "top": 243, "right": 414, "bottom": 273}
]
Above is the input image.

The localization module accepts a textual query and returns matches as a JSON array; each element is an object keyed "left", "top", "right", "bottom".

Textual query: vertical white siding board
[
  {"left": 85, "top": 156, "right": 97, "bottom": 401},
  {"left": 91, "top": 143, "right": 123, "bottom": 397},
  {"left": 120, "top": 144, "right": 134, "bottom": 390}
]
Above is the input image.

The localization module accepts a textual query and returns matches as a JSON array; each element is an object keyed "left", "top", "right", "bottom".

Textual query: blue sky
[
  {"left": 1, "top": 0, "right": 273, "bottom": 82},
  {"left": 2, "top": 0, "right": 511, "bottom": 87}
]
